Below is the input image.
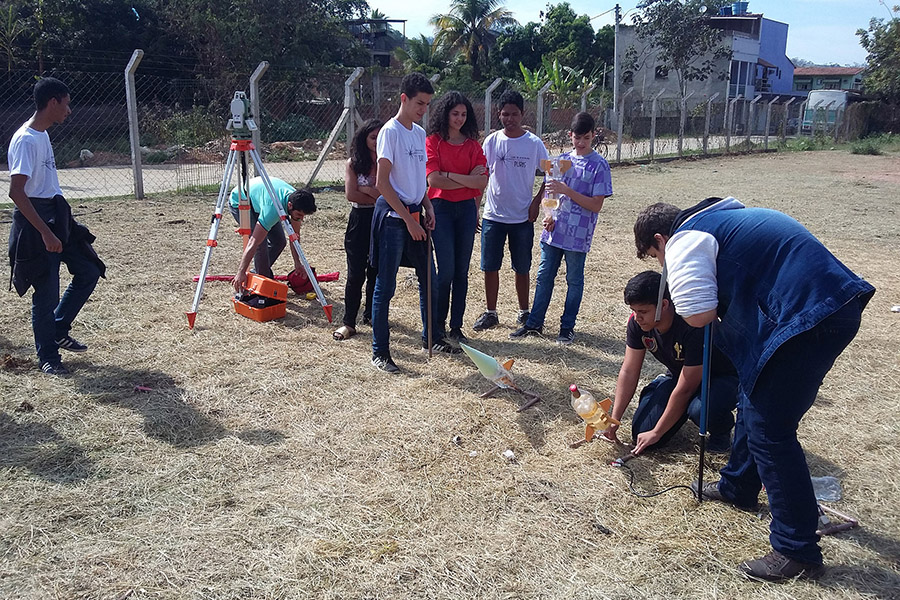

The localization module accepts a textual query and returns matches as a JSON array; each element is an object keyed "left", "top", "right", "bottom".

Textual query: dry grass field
[{"left": 1, "top": 150, "right": 899, "bottom": 600}]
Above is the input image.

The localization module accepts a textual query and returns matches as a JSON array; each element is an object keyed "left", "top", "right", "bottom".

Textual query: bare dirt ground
[{"left": 1, "top": 150, "right": 898, "bottom": 600}]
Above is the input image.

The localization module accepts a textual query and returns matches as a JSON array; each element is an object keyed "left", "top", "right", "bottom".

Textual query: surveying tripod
[{"left": 186, "top": 91, "right": 333, "bottom": 329}]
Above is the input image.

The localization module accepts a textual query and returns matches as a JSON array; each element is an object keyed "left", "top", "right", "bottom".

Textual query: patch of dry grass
[{"left": 1, "top": 151, "right": 899, "bottom": 599}]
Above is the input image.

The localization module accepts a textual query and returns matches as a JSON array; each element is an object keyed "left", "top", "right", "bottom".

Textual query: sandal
[{"left": 333, "top": 325, "right": 356, "bottom": 341}]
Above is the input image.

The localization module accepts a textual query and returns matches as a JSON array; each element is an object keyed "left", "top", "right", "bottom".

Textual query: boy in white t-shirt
[
  {"left": 370, "top": 73, "right": 460, "bottom": 374},
  {"left": 7, "top": 77, "right": 104, "bottom": 376},
  {"left": 472, "top": 90, "right": 548, "bottom": 333}
]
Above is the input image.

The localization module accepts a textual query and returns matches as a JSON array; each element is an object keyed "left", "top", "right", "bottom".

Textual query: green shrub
[
  {"left": 850, "top": 140, "right": 882, "bottom": 155},
  {"left": 158, "top": 106, "right": 221, "bottom": 147},
  {"left": 265, "top": 114, "right": 329, "bottom": 142}
]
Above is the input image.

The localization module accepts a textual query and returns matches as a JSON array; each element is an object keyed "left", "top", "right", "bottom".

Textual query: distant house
[
  {"left": 347, "top": 18, "right": 407, "bottom": 68},
  {"left": 793, "top": 67, "right": 863, "bottom": 95},
  {"left": 618, "top": 3, "right": 799, "bottom": 109}
]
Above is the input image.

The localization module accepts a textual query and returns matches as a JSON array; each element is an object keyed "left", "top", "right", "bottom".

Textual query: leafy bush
[
  {"left": 158, "top": 106, "right": 221, "bottom": 147},
  {"left": 265, "top": 114, "right": 329, "bottom": 142}
]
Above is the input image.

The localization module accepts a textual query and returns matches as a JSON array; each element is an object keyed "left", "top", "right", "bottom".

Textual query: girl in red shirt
[{"left": 425, "top": 91, "right": 488, "bottom": 342}]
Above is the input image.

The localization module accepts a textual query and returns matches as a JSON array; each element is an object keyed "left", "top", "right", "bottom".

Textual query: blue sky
[{"left": 370, "top": 0, "right": 890, "bottom": 65}]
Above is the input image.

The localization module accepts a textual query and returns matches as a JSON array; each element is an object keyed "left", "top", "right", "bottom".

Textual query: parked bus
[{"left": 801, "top": 90, "right": 849, "bottom": 135}]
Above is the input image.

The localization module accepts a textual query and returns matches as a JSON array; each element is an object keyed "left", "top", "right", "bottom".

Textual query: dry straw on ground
[{"left": 1, "top": 151, "right": 899, "bottom": 600}]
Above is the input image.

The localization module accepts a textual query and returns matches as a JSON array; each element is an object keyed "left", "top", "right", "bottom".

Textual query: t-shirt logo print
[
  {"left": 408, "top": 146, "right": 425, "bottom": 163},
  {"left": 43, "top": 156, "right": 57, "bottom": 171},
  {"left": 642, "top": 335, "right": 658, "bottom": 353}
]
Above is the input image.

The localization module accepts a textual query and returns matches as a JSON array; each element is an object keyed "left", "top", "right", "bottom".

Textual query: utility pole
[{"left": 613, "top": 4, "right": 621, "bottom": 128}]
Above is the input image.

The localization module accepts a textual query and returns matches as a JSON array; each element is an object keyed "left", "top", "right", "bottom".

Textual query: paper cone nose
[
  {"left": 323, "top": 304, "right": 333, "bottom": 322},
  {"left": 460, "top": 343, "right": 500, "bottom": 377},
  {"left": 186, "top": 312, "right": 197, "bottom": 329}
]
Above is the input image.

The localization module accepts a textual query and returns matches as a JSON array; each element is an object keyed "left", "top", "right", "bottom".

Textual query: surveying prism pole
[
  {"left": 697, "top": 321, "right": 713, "bottom": 503},
  {"left": 187, "top": 91, "right": 332, "bottom": 328}
]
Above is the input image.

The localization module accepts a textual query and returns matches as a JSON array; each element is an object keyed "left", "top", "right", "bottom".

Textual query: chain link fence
[{"left": 2, "top": 53, "right": 887, "bottom": 201}]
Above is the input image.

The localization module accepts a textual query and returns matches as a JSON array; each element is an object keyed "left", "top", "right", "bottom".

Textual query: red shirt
[{"left": 425, "top": 135, "right": 487, "bottom": 202}]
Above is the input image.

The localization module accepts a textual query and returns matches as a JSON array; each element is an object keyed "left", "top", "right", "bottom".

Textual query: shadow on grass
[
  {"left": 72, "top": 363, "right": 285, "bottom": 448},
  {"left": 0, "top": 412, "right": 93, "bottom": 484}
]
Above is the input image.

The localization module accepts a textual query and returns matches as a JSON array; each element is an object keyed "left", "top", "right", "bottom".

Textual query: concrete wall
[{"left": 759, "top": 18, "right": 794, "bottom": 95}]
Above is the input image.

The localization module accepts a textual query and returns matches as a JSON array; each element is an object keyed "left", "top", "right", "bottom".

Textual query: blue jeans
[
  {"left": 717, "top": 298, "right": 864, "bottom": 564},
  {"left": 31, "top": 245, "right": 101, "bottom": 365},
  {"left": 526, "top": 242, "right": 586, "bottom": 331},
  {"left": 631, "top": 373, "right": 739, "bottom": 447},
  {"left": 230, "top": 205, "right": 285, "bottom": 278},
  {"left": 431, "top": 198, "right": 477, "bottom": 332},
  {"left": 371, "top": 217, "right": 439, "bottom": 357}
]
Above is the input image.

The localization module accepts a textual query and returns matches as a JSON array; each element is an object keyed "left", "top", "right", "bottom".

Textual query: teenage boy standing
[
  {"left": 509, "top": 112, "right": 611, "bottom": 344},
  {"left": 370, "top": 73, "right": 459, "bottom": 374},
  {"left": 472, "top": 90, "right": 548, "bottom": 332},
  {"left": 7, "top": 77, "right": 105, "bottom": 375}
]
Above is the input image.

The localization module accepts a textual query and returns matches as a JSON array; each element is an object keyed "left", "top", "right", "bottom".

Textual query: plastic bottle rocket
[
  {"left": 570, "top": 384, "right": 620, "bottom": 442},
  {"left": 540, "top": 157, "right": 572, "bottom": 214},
  {"left": 460, "top": 343, "right": 516, "bottom": 389}
]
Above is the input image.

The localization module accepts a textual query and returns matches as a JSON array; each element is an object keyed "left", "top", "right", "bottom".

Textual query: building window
[
  {"left": 655, "top": 66, "right": 669, "bottom": 80},
  {"left": 795, "top": 81, "right": 811, "bottom": 91},
  {"left": 822, "top": 79, "right": 841, "bottom": 90}
]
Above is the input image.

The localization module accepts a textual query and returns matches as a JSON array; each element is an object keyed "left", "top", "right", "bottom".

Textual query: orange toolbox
[{"left": 233, "top": 273, "right": 288, "bottom": 322}]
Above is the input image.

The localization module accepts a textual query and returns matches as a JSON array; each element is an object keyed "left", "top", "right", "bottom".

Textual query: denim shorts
[{"left": 480, "top": 218, "right": 534, "bottom": 273}]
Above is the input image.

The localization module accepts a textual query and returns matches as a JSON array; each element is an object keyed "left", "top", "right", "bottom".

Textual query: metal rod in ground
[
  {"left": 697, "top": 321, "right": 713, "bottom": 503},
  {"left": 425, "top": 219, "right": 433, "bottom": 358}
]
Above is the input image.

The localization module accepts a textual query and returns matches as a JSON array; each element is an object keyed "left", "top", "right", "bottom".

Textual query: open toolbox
[{"left": 233, "top": 273, "right": 288, "bottom": 322}]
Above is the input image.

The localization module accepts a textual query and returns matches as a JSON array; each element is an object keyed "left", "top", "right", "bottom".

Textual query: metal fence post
[
  {"left": 616, "top": 87, "right": 633, "bottom": 164},
  {"left": 484, "top": 77, "right": 502, "bottom": 134},
  {"left": 764, "top": 96, "right": 779, "bottom": 149},
  {"left": 703, "top": 92, "right": 719, "bottom": 154},
  {"left": 249, "top": 61, "right": 269, "bottom": 175},
  {"left": 422, "top": 73, "right": 442, "bottom": 129},
  {"left": 536, "top": 81, "right": 552, "bottom": 137},
  {"left": 649, "top": 89, "right": 665, "bottom": 162},
  {"left": 125, "top": 49, "right": 144, "bottom": 199},
  {"left": 747, "top": 94, "right": 762, "bottom": 149},
  {"left": 580, "top": 85, "right": 596, "bottom": 113},
  {"left": 781, "top": 97, "right": 795, "bottom": 142},
  {"left": 678, "top": 92, "right": 694, "bottom": 156},
  {"left": 726, "top": 94, "right": 742, "bottom": 153},
  {"left": 345, "top": 66, "right": 364, "bottom": 147}
]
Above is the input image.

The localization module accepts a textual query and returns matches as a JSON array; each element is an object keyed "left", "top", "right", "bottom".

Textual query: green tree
[
  {"left": 630, "top": 0, "right": 731, "bottom": 101},
  {"left": 394, "top": 34, "right": 450, "bottom": 75},
  {"left": 0, "top": 3, "right": 26, "bottom": 71},
  {"left": 539, "top": 3, "right": 595, "bottom": 73},
  {"left": 430, "top": 0, "right": 517, "bottom": 81},
  {"left": 857, "top": 6, "right": 900, "bottom": 101}
]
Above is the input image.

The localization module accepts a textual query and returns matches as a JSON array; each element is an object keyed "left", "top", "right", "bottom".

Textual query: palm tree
[
  {"left": 429, "top": 0, "right": 517, "bottom": 80},
  {"left": 394, "top": 35, "right": 450, "bottom": 75}
]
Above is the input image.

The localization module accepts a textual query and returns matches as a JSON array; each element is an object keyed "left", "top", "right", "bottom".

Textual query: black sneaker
[
  {"left": 690, "top": 480, "right": 759, "bottom": 511},
  {"left": 738, "top": 550, "right": 825, "bottom": 582},
  {"left": 516, "top": 310, "right": 530, "bottom": 326},
  {"left": 707, "top": 432, "right": 732, "bottom": 453},
  {"left": 472, "top": 311, "right": 499, "bottom": 331},
  {"left": 556, "top": 328, "right": 575, "bottom": 345},
  {"left": 40, "top": 361, "right": 70, "bottom": 376},
  {"left": 509, "top": 325, "right": 542, "bottom": 339},
  {"left": 448, "top": 328, "right": 468, "bottom": 344},
  {"left": 426, "top": 338, "right": 462, "bottom": 354},
  {"left": 55, "top": 335, "right": 87, "bottom": 353},
  {"left": 371, "top": 354, "right": 400, "bottom": 374}
]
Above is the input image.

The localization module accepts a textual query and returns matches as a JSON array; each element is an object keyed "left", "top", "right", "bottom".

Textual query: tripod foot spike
[
  {"left": 323, "top": 304, "right": 333, "bottom": 323},
  {"left": 186, "top": 312, "right": 197, "bottom": 329}
]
